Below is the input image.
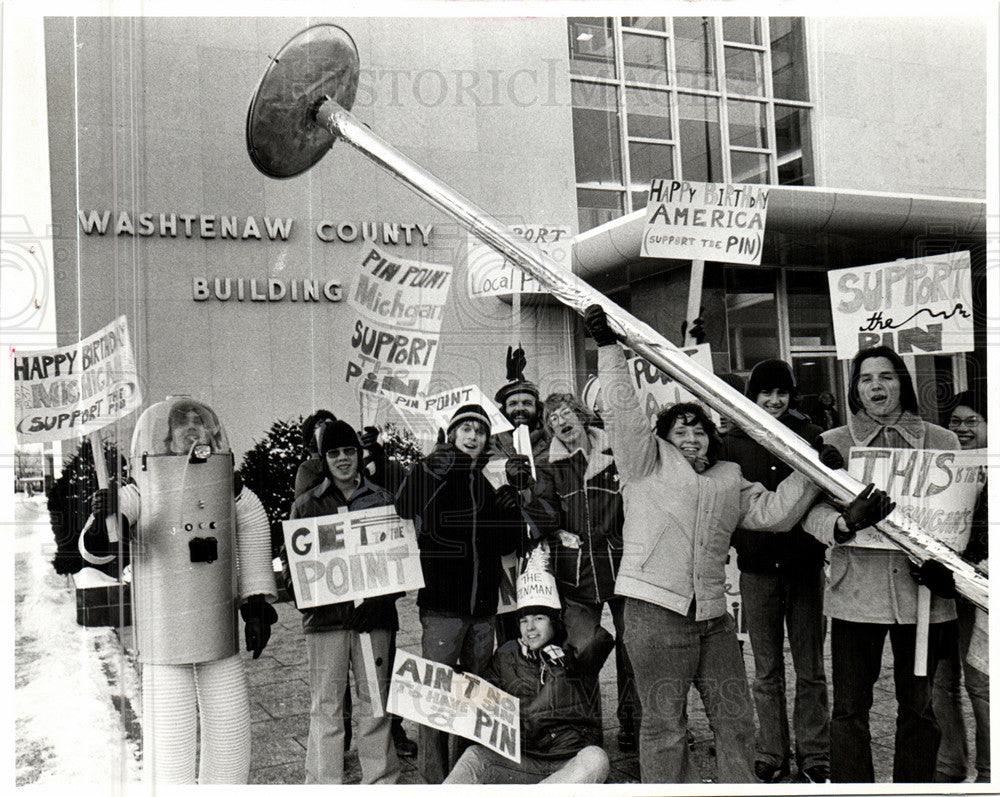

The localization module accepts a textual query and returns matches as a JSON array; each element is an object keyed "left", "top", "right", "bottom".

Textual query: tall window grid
[{"left": 570, "top": 16, "right": 813, "bottom": 232}]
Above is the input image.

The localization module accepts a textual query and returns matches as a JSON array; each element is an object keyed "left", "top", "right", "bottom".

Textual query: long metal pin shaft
[{"left": 314, "top": 99, "right": 988, "bottom": 611}]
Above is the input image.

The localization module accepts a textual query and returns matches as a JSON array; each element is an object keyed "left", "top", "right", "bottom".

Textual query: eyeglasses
[
  {"left": 948, "top": 417, "right": 983, "bottom": 430},
  {"left": 326, "top": 447, "right": 358, "bottom": 458},
  {"left": 548, "top": 408, "right": 578, "bottom": 427}
]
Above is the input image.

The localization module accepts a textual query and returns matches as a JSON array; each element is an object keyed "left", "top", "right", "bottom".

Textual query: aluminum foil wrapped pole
[{"left": 245, "top": 23, "right": 987, "bottom": 612}]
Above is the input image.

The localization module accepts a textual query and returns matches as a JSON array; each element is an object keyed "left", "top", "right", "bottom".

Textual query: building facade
[{"left": 42, "top": 14, "right": 987, "bottom": 459}]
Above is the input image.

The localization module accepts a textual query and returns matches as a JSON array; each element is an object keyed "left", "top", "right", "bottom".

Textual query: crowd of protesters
[{"left": 88, "top": 306, "right": 988, "bottom": 787}]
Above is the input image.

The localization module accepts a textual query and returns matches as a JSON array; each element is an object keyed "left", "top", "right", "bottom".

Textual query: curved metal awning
[{"left": 571, "top": 185, "right": 986, "bottom": 283}]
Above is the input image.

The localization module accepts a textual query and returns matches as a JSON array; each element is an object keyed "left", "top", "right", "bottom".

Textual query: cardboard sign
[
  {"left": 584, "top": 345, "right": 715, "bottom": 429},
  {"left": 13, "top": 315, "right": 142, "bottom": 443},
  {"left": 345, "top": 246, "right": 453, "bottom": 396},
  {"left": 466, "top": 224, "right": 572, "bottom": 297},
  {"left": 827, "top": 251, "right": 973, "bottom": 359},
  {"left": 388, "top": 651, "right": 521, "bottom": 763},
  {"left": 481, "top": 457, "right": 525, "bottom": 616},
  {"left": 281, "top": 506, "right": 423, "bottom": 609},
  {"left": 723, "top": 547, "right": 749, "bottom": 642},
  {"left": 359, "top": 383, "right": 513, "bottom": 456},
  {"left": 641, "top": 179, "right": 769, "bottom": 265},
  {"left": 844, "top": 447, "right": 984, "bottom": 551}
]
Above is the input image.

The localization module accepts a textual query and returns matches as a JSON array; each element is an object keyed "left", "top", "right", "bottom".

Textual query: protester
[
  {"left": 492, "top": 345, "right": 549, "bottom": 461},
  {"left": 534, "top": 391, "right": 639, "bottom": 752},
  {"left": 394, "top": 403, "right": 556, "bottom": 783},
  {"left": 802, "top": 345, "right": 960, "bottom": 783},
  {"left": 490, "top": 346, "right": 551, "bottom": 647},
  {"left": 281, "top": 419, "right": 402, "bottom": 784},
  {"left": 933, "top": 391, "right": 989, "bottom": 783},
  {"left": 584, "top": 305, "right": 858, "bottom": 784},
  {"left": 815, "top": 391, "right": 840, "bottom": 432},
  {"left": 292, "top": 410, "right": 416, "bottom": 759},
  {"left": 88, "top": 398, "right": 277, "bottom": 784},
  {"left": 443, "top": 555, "right": 613, "bottom": 784},
  {"left": 720, "top": 361, "right": 831, "bottom": 783}
]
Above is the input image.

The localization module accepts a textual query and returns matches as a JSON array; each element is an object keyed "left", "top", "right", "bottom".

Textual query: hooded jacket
[
  {"left": 802, "top": 410, "right": 959, "bottom": 624},
  {"left": 535, "top": 426, "right": 624, "bottom": 604},
  {"left": 599, "top": 345, "right": 821, "bottom": 621},
  {"left": 483, "top": 628, "right": 614, "bottom": 760},
  {"left": 395, "top": 446, "right": 555, "bottom": 617},
  {"left": 721, "top": 412, "right": 827, "bottom": 573}
]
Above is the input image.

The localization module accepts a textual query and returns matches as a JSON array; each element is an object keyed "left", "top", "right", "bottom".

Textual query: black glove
[
  {"left": 360, "top": 426, "right": 387, "bottom": 483},
  {"left": 506, "top": 345, "right": 528, "bottom": 381},
  {"left": 240, "top": 594, "right": 278, "bottom": 659},
  {"left": 351, "top": 599, "right": 378, "bottom": 634},
  {"left": 836, "top": 483, "right": 895, "bottom": 544},
  {"left": 495, "top": 484, "right": 521, "bottom": 512},
  {"left": 505, "top": 455, "right": 535, "bottom": 491},
  {"left": 425, "top": 442, "right": 457, "bottom": 478},
  {"left": 911, "top": 559, "right": 957, "bottom": 600},
  {"left": 90, "top": 487, "right": 118, "bottom": 523},
  {"left": 680, "top": 316, "right": 707, "bottom": 345},
  {"left": 583, "top": 304, "right": 618, "bottom": 347},
  {"left": 811, "top": 436, "right": 844, "bottom": 470}
]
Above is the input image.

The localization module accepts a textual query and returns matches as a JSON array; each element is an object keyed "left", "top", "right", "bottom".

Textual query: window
[{"left": 569, "top": 16, "right": 814, "bottom": 232}]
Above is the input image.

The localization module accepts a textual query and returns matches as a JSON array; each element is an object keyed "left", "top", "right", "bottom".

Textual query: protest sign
[
  {"left": 481, "top": 457, "right": 524, "bottom": 616},
  {"left": 723, "top": 547, "right": 749, "bottom": 642},
  {"left": 281, "top": 506, "right": 423, "bottom": 609},
  {"left": 843, "top": 447, "right": 984, "bottom": 551},
  {"left": 388, "top": 650, "right": 521, "bottom": 763},
  {"left": 467, "top": 224, "right": 572, "bottom": 297},
  {"left": 640, "top": 179, "right": 769, "bottom": 265},
  {"left": 345, "top": 246, "right": 453, "bottom": 396},
  {"left": 13, "top": 315, "right": 142, "bottom": 443},
  {"left": 827, "top": 251, "right": 973, "bottom": 359},
  {"left": 583, "top": 344, "right": 716, "bottom": 428},
  {"left": 359, "top": 383, "right": 512, "bottom": 456}
]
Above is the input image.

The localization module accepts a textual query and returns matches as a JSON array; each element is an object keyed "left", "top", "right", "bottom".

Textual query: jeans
[
  {"left": 933, "top": 598, "right": 990, "bottom": 782},
  {"left": 563, "top": 596, "right": 640, "bottom": 733},
  {"left": 417, "top": 609, "right": 496, "bottom": 783},
  {"left": 443, "top": 744, "right": 609, "bottom": 784},
  {"left": 304, "top": 629, "right": 400, "bottom": 784},
  {"left": 740, "top": 568, "right": 829, "bottom": 770},
  {"left": 624, "top": 597, "right": 755, "bottom": 784},
  {"left": 830, "top": 618, "right": 955, "bottom": 783}
]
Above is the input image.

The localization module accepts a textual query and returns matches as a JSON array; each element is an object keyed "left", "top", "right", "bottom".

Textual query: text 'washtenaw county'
[{"left": 78, "top": 211, "right": 433, "bottom": 245}]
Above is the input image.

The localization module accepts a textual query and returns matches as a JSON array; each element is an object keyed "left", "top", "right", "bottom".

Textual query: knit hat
[
  {"left": 317, "top": 419, "right": 362, "bottom": 457},
  {"left": 494, "top": 345, "right": 540, "bottom": 406},
  {"left": 745, "top": 359, "right": 796, "bottom": 400},
  {"left": 447, "top": 404, "right": 492, "bottom": 437}
]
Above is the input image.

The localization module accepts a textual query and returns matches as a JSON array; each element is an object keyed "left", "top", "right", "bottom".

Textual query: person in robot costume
[{"left": 89, "top": 397, "right": 278, "bottom": 784}]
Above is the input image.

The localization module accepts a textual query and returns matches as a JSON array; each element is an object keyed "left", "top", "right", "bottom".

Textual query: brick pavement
[{"left": 246, "top": 593, "right": 978, "bottom": 785}]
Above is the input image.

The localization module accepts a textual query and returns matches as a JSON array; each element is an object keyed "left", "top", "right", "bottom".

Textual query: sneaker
[
  {"left": 802, "top": 764, "right": 830, "bottom": 783},
  {"left": 617, "top": 728, "right": 637, "bottom": 753},
  {"left": 754, "top": 760, "right": 790, "bottom": 783},
  {"left": 392, "top": 727, "right": 417, "bottom": 759}
]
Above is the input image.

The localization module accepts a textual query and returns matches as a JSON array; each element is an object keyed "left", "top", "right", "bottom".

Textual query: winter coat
[
  {"left": 721, "top": 413, "right": 827, "bottom": 573},
  {"left": 282, "top": 477, "right": 400, "bottom": 634},
  {"left": 802, "top": 410, "right": 959, "bottom": 625},
  {"left": 599, "top": 345, "right": 821, "bottom": 621},
  {"left": 394, "top": 447, "right": 556, "bottom": 617},
  {"left": 535, "top": 427, "right": 624, "bottom": 604},
  {"left": 483, "top": 628, "right": 614, "bottom": 760}
]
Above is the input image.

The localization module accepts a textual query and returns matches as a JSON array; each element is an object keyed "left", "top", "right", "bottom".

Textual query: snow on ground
[{"left": 13, "top": 495, "right": 141, "bottom": 787}]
